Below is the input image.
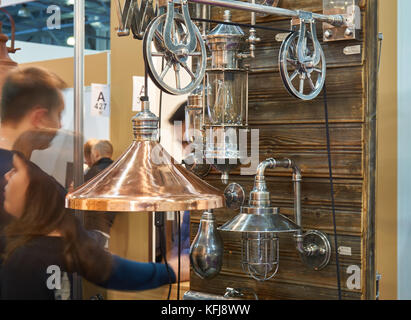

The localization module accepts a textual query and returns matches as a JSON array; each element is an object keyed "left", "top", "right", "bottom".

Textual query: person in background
[
  {"left": 83, "top": 139, "right": 98, "bottom": 174},
  {"left": 83, "top": 140, "right": 117, "bottom": 249},
  {"left": 1, "top": 152, "right": 180, "bottom": 300},
  {"left": 84, "top": 140, "right": 113, "bottom": 181}
]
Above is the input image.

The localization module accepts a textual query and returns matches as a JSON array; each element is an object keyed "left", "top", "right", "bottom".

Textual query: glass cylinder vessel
[
  {"left": 205, "top": 70, "right": 247, "bottom": 126},
  {"left": 185, "top": 84, "right": 205, "bottom": 144}
]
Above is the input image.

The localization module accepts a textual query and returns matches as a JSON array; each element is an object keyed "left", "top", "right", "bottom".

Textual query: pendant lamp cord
[
  {"left": 155, "top": 212, "right": 172, "bottom": 300},
  {"left": 159, "top": 57, "right": 164, "bottom": 143},
  {"left": 177, "top": 211, "right": 181, "bottom": 300},
  {"left": 323, "top": 84, "right": 342, "bottom": 300},
  {"left": 144, "top": 59, "right": 149, "bottom": 98}
]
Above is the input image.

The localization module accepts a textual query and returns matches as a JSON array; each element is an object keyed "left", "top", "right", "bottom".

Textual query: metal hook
[
  {"left": 163, "top": 0, "right": 198, "bottom": 54},
  {"left": 296, "top": 17, "right": 321, "bottom": 68}
]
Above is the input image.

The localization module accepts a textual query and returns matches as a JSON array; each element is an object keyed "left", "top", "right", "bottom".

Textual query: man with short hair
[
  {"left": 0, "top": 67, "right": 66, "bottom": 230},
  {"left": 84, "top": 140, "right": 114, "bottom": 181}
]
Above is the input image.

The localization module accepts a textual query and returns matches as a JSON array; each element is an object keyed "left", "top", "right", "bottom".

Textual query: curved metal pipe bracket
[
  {"left": 296, "top": 12, "right": 321, "bottom": 67},
  {"left": 164, "top": 0, "right": 198, "bottom": 54},
  {"left": 297, "top": 230, "right": 332, "bottom": 271},
  {"left": 252, "top": 158, "right": 332, "bottom": 271}
]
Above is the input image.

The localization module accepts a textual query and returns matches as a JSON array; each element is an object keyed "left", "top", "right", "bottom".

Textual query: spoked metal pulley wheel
[
  {"left": 143, "top": 12, "right": 206, "bottom": 95},
  {"left": 279, "top": 20, "right": 326, "bottom": 101}
]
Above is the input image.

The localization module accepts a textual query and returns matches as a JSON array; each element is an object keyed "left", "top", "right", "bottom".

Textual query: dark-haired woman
[{"left": 0, "top": 153, "right": 180, "bottom": 300}]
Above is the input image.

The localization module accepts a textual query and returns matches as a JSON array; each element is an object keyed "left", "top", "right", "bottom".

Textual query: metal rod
[
  {"left": 187, "top": 0, "right": 345, "bottom": 26},
  {"left": 73, "top": 0, "right": 85, "bottom": 301},
  {"left": 191, "top": 17, "right": 295, "bottom": 33}
]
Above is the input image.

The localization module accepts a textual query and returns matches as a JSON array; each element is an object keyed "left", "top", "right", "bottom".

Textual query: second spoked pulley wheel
[
  {"left": 279, "top": 21, "right": 326, "bottom": 101},
  {"left": 143, "top": 12, "right": 206, "bottom": 95}
]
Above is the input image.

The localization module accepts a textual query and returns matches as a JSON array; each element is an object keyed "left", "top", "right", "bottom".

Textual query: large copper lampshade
[{"left": 66, "top": 100, "right": 225, "bottom": 212}]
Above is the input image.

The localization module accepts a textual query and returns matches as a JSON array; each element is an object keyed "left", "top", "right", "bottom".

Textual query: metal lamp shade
[
  {"left": 66, "top": 140, "right": 225, "bottom": 212},
  {"left": 66, "top": 103, "right": 225, "bottom": 212},
  {"left": 218, "top": 207, "right": 300, "bottom": 233}
]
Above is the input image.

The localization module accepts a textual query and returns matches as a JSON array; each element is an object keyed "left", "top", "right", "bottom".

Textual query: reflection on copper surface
[{"left": 66, "top": 140, "right": 225, "bottom": 212}]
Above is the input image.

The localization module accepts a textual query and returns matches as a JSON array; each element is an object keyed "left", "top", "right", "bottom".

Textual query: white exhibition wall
[
  {"left": 31, "top": 87, "right": 110, "bottom": 186},
  {"left": 397, "top": 0, "right": 411, "bottom": 300}
]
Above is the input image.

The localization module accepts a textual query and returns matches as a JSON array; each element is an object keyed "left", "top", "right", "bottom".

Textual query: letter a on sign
[{"left": 91, "top": 83, "right": 110, "bottom": 117}]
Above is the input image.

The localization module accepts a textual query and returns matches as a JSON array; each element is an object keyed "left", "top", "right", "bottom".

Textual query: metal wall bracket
[
  {"left": 224, "top": 183, "right": 245, "bottom": 210},
  {"left": 376, "top": 273, "right": 382, "bottom": 300},
  {"left": 322, "top": 1, "right": 361, "bottom": 42},
  {"left": 299, "top": 230, "right": 332, "bottom": 271}
]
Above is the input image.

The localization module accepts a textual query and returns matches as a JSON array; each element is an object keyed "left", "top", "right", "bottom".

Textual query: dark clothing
[
  {"left": 0, "top": 236, "right": 175, "bottom": 300},
  {"left": 0, "top": 149, "right": 15, "bottom": 297},
  {"left": 0, "top": 236, "right": 73, "bottom": 300},
  {"left": 84, "top": 157, "right": 113, "bottom": 182},
  {"left": 0, "top": 149, "right": 14, "bottom": 234},
  {"left": 84, "top": 157, "right": 117, "bottom": 235},
  {"left": 181, "top": 211, "right": 190, "bottom": 255}
]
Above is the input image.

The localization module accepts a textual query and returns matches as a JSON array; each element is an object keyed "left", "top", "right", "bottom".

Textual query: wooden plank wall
[{"left": 189, "top": 0, "right": 377, "bottom": 300}]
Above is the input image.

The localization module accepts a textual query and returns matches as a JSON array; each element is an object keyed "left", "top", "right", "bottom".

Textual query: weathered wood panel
[{"left": 189, "top": 0, "right": 377, "bottom": 300}]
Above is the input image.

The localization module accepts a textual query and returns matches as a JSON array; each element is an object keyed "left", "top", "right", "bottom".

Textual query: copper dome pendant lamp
[{"left": 66, "top": 76, "right": 224, "bottom": 213}]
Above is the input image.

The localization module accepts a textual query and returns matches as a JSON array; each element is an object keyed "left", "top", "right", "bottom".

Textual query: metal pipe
[
  {"left": 291, "top": 161, "right": 305, "bottom": 254},
  {"left": 73, "top": 0, "right": 85, "bottom": 300},
  {"left": 248, "top": 0, "right": 257, "bottom": 58},
  {"left": 183, "top": 290, "right": 242, "bottom": 300},
  {"left": 187, "top": 0, "right": 345, "bottom": 26},
  {"left": 255, "top": 158, "right": 306, "bottom": 254},
  {"left": 74, "top": 1, "right": 85, "bottom": 189}
]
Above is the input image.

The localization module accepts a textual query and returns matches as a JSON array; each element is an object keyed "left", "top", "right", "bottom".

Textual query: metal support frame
[
  {"left": 185, "top": 0, "right": 346, "bottom": 27},
  {"left": 73, "top": 0, "right": 85, "bottom": 301}
]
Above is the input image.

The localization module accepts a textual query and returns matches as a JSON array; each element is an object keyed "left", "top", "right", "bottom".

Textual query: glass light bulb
[{"left": 190, "top": 212, "right": 224, "bottom": 279}]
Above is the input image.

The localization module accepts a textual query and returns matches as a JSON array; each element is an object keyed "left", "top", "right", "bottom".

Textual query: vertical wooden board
[{"left": 189, "top": 0, "right": 375, "bottom": 300}]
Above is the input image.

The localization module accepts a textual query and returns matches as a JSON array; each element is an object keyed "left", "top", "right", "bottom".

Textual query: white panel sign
[
  {"left": 338, "top": 246, "right": 352, "bottom": 256},
  {"left": 91, "top": 83, "right": 110, "bottom": 117},
  {"left": 0, "top": 0, "right": 35, "bottom": 7}
]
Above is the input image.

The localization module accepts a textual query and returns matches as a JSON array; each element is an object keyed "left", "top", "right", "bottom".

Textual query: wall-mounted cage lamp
[{"left": 218, "top": 158, "right": 332, "bottom": 281}]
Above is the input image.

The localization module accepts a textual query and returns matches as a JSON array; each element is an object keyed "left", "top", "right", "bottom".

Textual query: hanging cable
[
  {"left": 144, "top": 58, "right": 149, "bottom": 98},
  {"left": 158, "top": 57, "right": 164, "bottom": 143},
  {"left": 155, "top": 212, "right": 172, "bottom": 300},
  {"left": 323, "top": 84, "right": 342, "bottom": 300},
  {"left": 177, "top": 211, "right": 181, "bottom": 300}
]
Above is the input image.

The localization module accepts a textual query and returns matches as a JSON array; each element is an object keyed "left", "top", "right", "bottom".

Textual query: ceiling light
[
  {"left": 66, "top": 36, "right": 75, "bottom": 46},
  {"left": 17, "top": 4, "right": 32, "bottom": 18}
]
